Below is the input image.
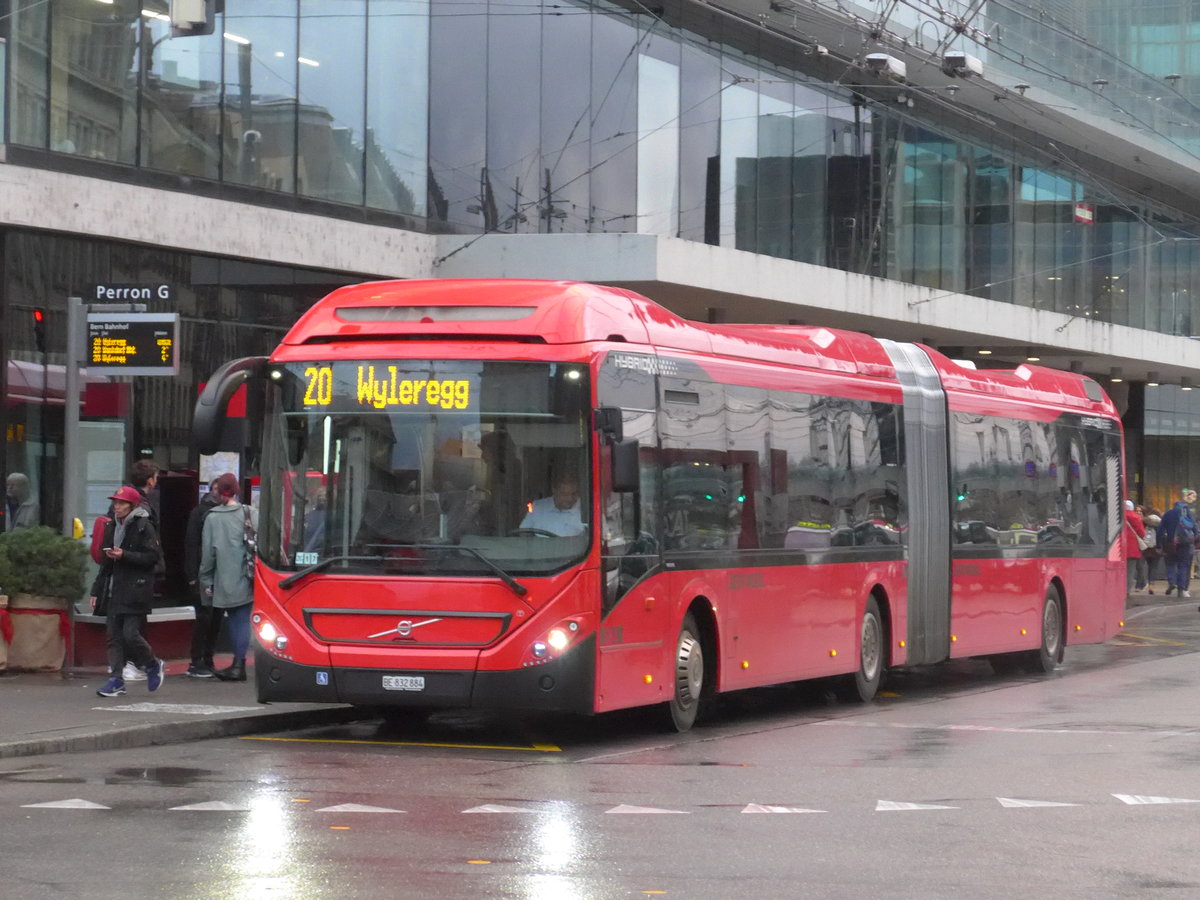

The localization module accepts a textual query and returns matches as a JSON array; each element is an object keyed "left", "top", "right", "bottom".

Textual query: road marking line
[
  {"left": 1113, "top": 794, "right": 1200, "bottom": 805},
  {"left": 22, "top": 799, "right": 109, "bottom": 809},
  {"left": 239, "top": 735, "right": 561, "bottom": 752},
  {"left": 742, "top": 803, "right": 826, "bottom": 814},
  {"left": 997, "top": 797, "right": 1078, "bottom": 808},
  {"left": 1114, "top": 632, "right": 1188, "bottom": 646},
  {"left": 463, "top": 804, "right": 539, "bottom": 813},
  {"left": 170, "top": 801, "right": 250, "bottom": 811},
  {"left": 824, "top": 721, "right": 1200, "bottom": 738},
  {"left": 876, "top": 800, "right": 958, "bottom": 811},
  {"left": 606, "top": 804, "right": 689, "bottom": 814},
  {"left": 316, "top": 803, "right": 404, "bottom": 813}
]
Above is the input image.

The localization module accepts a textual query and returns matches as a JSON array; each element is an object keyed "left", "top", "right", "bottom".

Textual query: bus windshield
[{"left": 260, "top": 359, "right": 591, "bottom": 577}]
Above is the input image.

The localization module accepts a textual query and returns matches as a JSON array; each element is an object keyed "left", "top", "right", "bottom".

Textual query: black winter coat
[
  {"left": 184, "top": 492, "right": 220, "bottom": 602},
  {"left": 89, "top": 508, "right": 162, "bottom": 615}
]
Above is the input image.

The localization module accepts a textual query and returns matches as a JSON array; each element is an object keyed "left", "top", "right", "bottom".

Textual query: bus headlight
[
  {"left": 547, "top": 628, "right": 571, "bottom": 652},
  {"left": 531, "top": 641, "right": 549, "bottom": 659},
  {"left": 258, "top": 621, "right": 278, "bottom": 643}
]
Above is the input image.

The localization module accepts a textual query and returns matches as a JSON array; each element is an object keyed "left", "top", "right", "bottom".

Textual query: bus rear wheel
[
  {"left": 1022, "top": 584, "right": 1064, "bottom": 674},
  {"left": 841, "top": 596, "right": 884, "bottom": 702},
  {"left": 667, "top": 613, "right": 705, "bottom": 732}
]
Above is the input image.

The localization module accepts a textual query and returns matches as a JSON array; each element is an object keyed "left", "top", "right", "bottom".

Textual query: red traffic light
[{"left": 32, "top": 308, "right": 44, "bottom": 323}]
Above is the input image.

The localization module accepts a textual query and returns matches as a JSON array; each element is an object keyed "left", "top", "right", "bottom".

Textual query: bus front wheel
[{"left": 667, "top": 612, "right": 705, "bottom": 732}]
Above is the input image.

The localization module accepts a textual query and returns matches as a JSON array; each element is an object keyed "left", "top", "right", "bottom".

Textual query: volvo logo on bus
[{"left": 368, "top": 617, "right": 443, "bottom": 641}]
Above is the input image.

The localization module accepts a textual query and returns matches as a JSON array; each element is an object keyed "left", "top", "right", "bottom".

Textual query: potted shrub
[{"left": 0, "top": 526, "right": 88, "bottom": 671}]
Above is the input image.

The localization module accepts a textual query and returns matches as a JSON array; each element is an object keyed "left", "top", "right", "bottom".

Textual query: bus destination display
[{"left": 86, "top": 312, "right": 180, "bottom": 376}]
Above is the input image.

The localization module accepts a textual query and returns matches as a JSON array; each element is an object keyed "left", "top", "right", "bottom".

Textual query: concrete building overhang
[
  {"left": 435, "top": 232, "right": 1200, "bottom": 387},
  {"left": 5, "top": 163, "right": 1198, "bottom": 388}
]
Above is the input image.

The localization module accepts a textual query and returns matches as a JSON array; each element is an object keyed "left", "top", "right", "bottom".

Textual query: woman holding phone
[{"left": 90, "top": 485, "right": 165, "bottom": 697}]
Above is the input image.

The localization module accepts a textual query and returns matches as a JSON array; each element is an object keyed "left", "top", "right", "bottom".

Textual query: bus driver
[{"left": 520, "top": 474, "right": 585, "bottom": 536}]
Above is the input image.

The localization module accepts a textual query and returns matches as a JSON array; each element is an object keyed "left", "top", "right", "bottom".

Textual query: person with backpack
[
  {"left": 1157, "top": 489, "right": 1197, "bottom": 599},
  {"left": 198, "top": 473, "right": 257, "bottom": 682},
  {"left": 183, "top": 478, "right": 223, "bottom": 677}
]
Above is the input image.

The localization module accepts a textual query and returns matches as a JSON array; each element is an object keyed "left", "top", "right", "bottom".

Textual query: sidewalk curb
[{"left": 0, "top": 705, "right": 369, "bottom": 761}]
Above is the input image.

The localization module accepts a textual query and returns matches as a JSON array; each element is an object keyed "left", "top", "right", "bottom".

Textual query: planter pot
[{"left": 7, "top": 593, "right": 68, "bottom": 672}]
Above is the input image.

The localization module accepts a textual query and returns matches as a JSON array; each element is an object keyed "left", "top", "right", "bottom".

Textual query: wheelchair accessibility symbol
[{"left": 316, "top": 671, "right": 329, "bottom": 686}]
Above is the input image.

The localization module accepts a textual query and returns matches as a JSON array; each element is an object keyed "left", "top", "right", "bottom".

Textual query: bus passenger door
[{"left": 595, "top": 397, "right": 667, "bottom": 712}]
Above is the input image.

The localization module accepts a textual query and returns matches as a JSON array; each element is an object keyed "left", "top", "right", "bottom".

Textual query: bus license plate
[{"left": 382, "top": 675, "right": 425, "bottom": 692}]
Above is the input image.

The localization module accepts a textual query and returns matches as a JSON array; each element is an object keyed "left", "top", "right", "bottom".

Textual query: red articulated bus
[{"left": 193, "top": 279, "right": 1126, "bottom": 730}]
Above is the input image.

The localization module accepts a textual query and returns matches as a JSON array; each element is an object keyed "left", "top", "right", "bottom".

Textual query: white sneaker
[
  {"left": 1184, "top": 591, "right": 1192, "bottom": 599},
  {"left": 122, "top": 662, "right": 147, "bottom": 682}
]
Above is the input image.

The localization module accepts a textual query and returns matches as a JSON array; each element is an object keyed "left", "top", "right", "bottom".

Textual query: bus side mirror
[
  {"left": 194, "top": 356, "right": 268, "bottom": 455},
  {"left": 595, "top": 407, "right": 623, "bottom": 443},
  {"left": 611, "top": 439, "right": 639, "bottom": 493}
]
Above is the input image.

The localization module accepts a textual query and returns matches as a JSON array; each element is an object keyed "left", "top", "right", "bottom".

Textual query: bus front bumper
[{"left": 255, "top": 636, "right": 595, "bottom": 713}]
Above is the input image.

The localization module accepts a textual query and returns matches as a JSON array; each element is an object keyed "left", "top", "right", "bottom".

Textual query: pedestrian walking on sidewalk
[
  {"left": 184, "top": 478, "right": 222, "bottom": 677},
  {"left": 1158, "top": 489, "right": 1197, "bottom": 599},
  {"left": 1141, "top": 507, "right": 1164, "bottom": 594},
  {"left": 90, "top": 485, "right": 165, "bottom": 698},
  {"left": 198, "top": 473, "right": 257, "bottom": 682},
  {"left": 1124, "top": 500, "right": 1148, "bottom": 596}
]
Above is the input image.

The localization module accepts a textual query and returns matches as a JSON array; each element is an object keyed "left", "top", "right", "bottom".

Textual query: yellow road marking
[
  {"left": 240, "top": 735, "right": 561, "bottom": 752},
  {"left": 1117, "top": 632, "right": 1189, "bottom": 646}
]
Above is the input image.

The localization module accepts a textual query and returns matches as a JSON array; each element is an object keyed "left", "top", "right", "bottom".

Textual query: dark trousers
[
  {"left": 189, "top": 603, "right": 223, "bottom": 665},
  {"left": 106, "top": 612, "right": 155, "bottom": 676}
]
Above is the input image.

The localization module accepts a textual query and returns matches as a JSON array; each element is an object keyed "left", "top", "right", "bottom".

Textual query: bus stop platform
[{"left": 0, "top": 657, "right": 364, "bottom": 760}]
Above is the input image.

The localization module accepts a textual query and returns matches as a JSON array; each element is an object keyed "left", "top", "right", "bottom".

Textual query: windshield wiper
[
  {"left": 405, "top": 544, "right": 528, "bottom": 597},
  {"left": 278, "top": 554, "right": 389, "bottom": 590}
]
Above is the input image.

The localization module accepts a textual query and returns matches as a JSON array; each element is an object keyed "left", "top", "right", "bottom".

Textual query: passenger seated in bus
[{"left": 519, "top": 474, "right": 585, "bottom": 536}]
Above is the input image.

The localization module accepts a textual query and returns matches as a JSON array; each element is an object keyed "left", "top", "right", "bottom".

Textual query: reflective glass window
[
  {"left": 637, "top": 36, "right": 680, "bottom": 236},
  {"left": 428, "top": 0, "right": 487, "bottom": 228},
  {"left": 720, "top": 60, "right": 758, "bottom": 249},
  {"left": 222, "top": 2, "right": 299, "bottom": 193},
  {"left": 366, "top": 0, "right": 428, "bottom": 216},
  {"left": 677, "top": 39, "right": 720, "bottom": 244},
  {"left": 540, "top": 0, "right": 592, "bottom": 233},
  {"left": 140, "top": 5, "right": 225, "bottom": 179},
  {"left": 10, "top": 1, "right": 50, "bottom": 148},
  {"left": 589, "top": 11, "right": 638, "bottom": 233},
  {"left": 49, "top": 1, "right": 140, "bottom": 162},
  {"left": 486, "top": 0, "right": 542, "bottom": 232},
  {"left": 298, "top": 1, "right": 366, "bottom": 205}
]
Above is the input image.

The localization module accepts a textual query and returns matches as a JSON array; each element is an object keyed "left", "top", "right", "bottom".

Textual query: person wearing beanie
[{"left": 198, "top": 473, "right": 258, "bottom": 682}]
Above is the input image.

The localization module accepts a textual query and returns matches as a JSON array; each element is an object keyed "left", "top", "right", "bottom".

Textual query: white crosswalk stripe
[{"left": 15, "top": 793, "right": 1200, "bottom": 814}]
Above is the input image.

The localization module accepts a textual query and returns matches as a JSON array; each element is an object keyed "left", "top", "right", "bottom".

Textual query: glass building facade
[
  {"left": 8, "top": 0, "right": 1200, "bottom": 335},
  {"left": 6, "top": 0, "right": 1200, "bottom": 537}
]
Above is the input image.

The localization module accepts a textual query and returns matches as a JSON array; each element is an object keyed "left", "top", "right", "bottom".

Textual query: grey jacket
[{"left": 198, "top": 501, "right": 258, "bottom": 609}]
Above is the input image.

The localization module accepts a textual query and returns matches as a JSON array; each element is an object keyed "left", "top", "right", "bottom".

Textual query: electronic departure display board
[{"left": 86, "top": 312, "right": 180, "bottom": 376}]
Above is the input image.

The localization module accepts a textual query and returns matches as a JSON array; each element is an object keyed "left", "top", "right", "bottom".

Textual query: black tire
[
  {"left": 842, "top": 596, "right": 884, "bottom": 702},
  {"left": 667, "top": 612, "right": 705, "bottom": 732},
  {"left": 1022, "top": 584, "right": 1064, "bottom": 674}
]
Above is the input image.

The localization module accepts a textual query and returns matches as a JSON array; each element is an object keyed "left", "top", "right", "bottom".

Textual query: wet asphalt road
[{"left": 4, "top": 599, "right": 1200, "bottom": 899}]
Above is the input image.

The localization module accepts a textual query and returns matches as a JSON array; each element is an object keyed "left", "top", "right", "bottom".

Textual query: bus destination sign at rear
[{"left": 86, "top": 312, "right": 180, "bottom": 376}]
